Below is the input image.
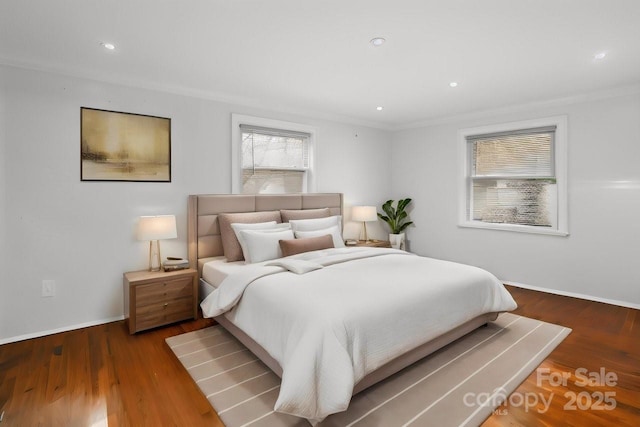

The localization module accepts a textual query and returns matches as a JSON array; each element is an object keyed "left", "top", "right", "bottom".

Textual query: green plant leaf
[
  {"left": 377, "top": 213, "right": 390, "bottom": 222},
  {"left": 398, "top": 221, "right": 413, "bottom": 232},
  {"left": 398, "top": 198, "right": 412, "bottom": 212},
  {"left": 382, "top": 200, "right": 394, "bottom": 218}
]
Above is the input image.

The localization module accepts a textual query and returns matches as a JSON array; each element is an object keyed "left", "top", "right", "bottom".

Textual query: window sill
[{"left": 458, "top": 221, "right": 569, "bottom": 237}]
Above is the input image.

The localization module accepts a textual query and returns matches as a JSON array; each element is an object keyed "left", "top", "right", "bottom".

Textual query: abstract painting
[{"left": 81, "top": 107, "right": 171, "bottom": 182}]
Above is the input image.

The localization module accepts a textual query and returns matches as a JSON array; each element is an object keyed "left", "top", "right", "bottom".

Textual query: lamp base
[
  {"left": 148, "top": 240, "right": 162, "bottom": 272},
  {"left": 362, "top": 222, "right": 371, "bottom": 242}
]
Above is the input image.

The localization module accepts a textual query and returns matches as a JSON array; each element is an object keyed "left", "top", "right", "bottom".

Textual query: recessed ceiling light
[
  {"left": 449, "top": 82, "right": 458, "bottom": 88},
  {"left": 594, "top": 52, "right": 606, "bottom": 60},
  {"left": 101, "top": 42, "right": 116, "bottom": 51},
  {"left": 370, "top": 37, "right": 386, "bottom": 47},
  {"left": 376, "top": 106, "right": 383, "bottom": 111}
]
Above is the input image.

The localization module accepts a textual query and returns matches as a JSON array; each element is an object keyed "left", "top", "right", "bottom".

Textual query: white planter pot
[{"left": 389, "top": 233, "right": 405, "bottom": 250}]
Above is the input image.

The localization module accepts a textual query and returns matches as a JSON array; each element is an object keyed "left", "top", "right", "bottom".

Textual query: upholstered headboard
[{"left": 187, "top": 193, "right": 343, "bottom": 275}]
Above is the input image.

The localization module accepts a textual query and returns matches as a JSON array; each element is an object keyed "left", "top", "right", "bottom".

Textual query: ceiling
[{"left": 1, "top": 0, "right": 639, "bottom": 129}]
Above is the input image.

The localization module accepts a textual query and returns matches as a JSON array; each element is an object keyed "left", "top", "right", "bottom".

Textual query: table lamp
[
  {"left": 137, "top": 215, "right": 177, "bottom": 271},
  {"left": 352, "top": 206, "right": 377, "bottom": 242}
]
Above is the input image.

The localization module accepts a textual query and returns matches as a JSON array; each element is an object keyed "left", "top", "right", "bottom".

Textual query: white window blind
[
  {"left": 468, "top": 126, "right": 557, "bottom": 227},
  {"left": 240, "top": 124, "right": 311, "bottom": 194}
]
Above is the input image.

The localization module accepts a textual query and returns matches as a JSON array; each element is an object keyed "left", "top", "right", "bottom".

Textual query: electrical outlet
[{"left": 42, "top": 280, "right": 56, "bottom": 297}]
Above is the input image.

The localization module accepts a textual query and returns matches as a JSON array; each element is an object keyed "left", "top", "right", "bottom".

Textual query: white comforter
[{"left": 201, "top": 248, "right": 517, "bottom": 423}]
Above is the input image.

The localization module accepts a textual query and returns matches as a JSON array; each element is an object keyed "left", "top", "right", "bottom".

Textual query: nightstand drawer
[
  {"left": 136, "top": 296, "right": 193, "bottom": 317},
  {"left": 136, "top": 277, "right": 193, "bottom": 306},
  {"left": 136, "top": 306, "right": 194, "bottom": 331}
]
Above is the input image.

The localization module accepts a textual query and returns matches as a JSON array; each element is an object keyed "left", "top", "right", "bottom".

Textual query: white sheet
[
  {"left": 201, "top": 256, "right": 247, "bottom": 288},
  {"left": 200, "top": 247, "right": 517, "bottom": 423}
]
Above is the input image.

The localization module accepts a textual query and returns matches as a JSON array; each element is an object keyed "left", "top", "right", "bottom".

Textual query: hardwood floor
[
  {"left": 483, "top": 286, "right": 640, "bottom": 427},
  {"left": 0, "top": 286, "right": 638, "bottom": 426},
  {"left": 0, "top": 317, "right": 220, "bottom": 427}
]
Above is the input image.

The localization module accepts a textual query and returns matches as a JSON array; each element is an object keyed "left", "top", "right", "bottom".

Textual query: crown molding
[
  {"left": 1, "top": 56, "right": 637, "bottom": 133},
  {"left": 395, "top": 83, "right": 640, "bottom": 131},
  {"left": 0, "top": 57, "right": 394, "bottom": 131}
]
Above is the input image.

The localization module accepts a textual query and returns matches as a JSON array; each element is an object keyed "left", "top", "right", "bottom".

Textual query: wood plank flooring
[
  {"left": 0, "top": 286, "right": 638, "bottom": 426},
  {"left": 483, "top": 286, "right": 640, "bottom": 427},
  {"left": 0, "top": 317, "right": 220, "bottom": 426}
]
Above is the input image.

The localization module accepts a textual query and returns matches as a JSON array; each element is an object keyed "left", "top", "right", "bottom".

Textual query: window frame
[
  {"left": 458, "top": 116, "right": 569, "bottom": 236},
  {"left": 231, "top": 114, "right": 317, "bottom": 194}
]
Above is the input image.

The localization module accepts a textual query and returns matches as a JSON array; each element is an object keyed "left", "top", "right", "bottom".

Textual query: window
[
  {"left": 231, "top": 114, "right": 316, "bottom": 194},
  {"left": 459, "top": 116, "right": 568, "bottom": 236}
]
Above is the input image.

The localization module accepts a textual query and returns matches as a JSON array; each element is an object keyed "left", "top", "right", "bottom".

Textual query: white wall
[
  {"left": 391, "top": 91, "right": 640, "bottom": 306},
  {"left": 0, "top": 67, "right": 7, "bottom": 327},
  {"left": 0, "top": 65, "right": 392, "bottom": 342}
]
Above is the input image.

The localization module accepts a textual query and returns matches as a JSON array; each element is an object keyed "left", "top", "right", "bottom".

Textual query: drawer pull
[{"left": 163, "top": 303, "right": 169, "bottom": 308}]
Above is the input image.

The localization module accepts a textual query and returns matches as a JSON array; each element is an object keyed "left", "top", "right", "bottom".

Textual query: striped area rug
[{"left": 166, "top": 313, "right": 570, "bottom": 427}]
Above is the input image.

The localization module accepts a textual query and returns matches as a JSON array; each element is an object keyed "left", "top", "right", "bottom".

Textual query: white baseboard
[
  {"left": 2, "top": 282, "right": 637, "bottom": 345},
  {"left": 502, "top": 280, "right": 640, "bottom": 310},
  {"left": 0, "top": 315, "right": 125, "bottom": 345}
]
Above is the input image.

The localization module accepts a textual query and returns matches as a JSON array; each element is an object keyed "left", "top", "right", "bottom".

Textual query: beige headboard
[{"left": 187, "top": 193, "right": 343, "bottom": 275}]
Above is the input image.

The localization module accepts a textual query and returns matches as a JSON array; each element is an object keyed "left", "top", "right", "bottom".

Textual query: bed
[{"left": 187, "top": 193, "right": 517, "bottom": 424}]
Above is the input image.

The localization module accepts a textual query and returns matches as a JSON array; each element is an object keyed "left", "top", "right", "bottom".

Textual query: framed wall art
[{"left": 80, "top": 107, "right": 171, "bottom": 182}]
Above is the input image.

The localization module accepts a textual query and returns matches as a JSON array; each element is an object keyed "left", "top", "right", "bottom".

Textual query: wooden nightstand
[
  {"left": 123, "top": 268, "right": 198, "bottom": 334},
  {"left": 354, "top": 239, "right": 392, "bottom": 248}
]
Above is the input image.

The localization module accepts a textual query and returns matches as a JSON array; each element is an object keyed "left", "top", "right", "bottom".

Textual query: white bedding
[
  {"left": 202, "top": 256, "right": 247, "bottom": 288},
  {"left": 200, "top": 247, "right": 517, "bottom": 423}
]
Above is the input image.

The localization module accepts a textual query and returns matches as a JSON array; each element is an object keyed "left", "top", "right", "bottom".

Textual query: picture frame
[{"left": 80, "top": 107, "right": 171, "bottom": 182}]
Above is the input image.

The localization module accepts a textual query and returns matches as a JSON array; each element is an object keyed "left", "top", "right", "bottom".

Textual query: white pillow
[
  {"left": 230, "top": 220, "right": 277, "bottom": 236},
  {"left": 294, "top": 225, "right": 345, "bottom": 248},
  {"left": 238, "top": 228, "right": 295, "bottom": 263},
  {"left": 231, "top": 221, "right": 288, "bottom": 260},
  {"left": 289, "top": 215, "right": 342, "bottom": 232}
]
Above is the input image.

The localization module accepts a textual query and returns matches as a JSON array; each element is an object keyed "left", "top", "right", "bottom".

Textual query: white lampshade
[
  {"left": 137, "top": 215, "right": 177, "bottom": 241},
  {"left": 352, "top": 206, "right": 377, "bottom": 242},
  {"left": 137, "top": 215, "right": 177, "bottom": 272},
  {"left": 352, "top": 206, "right": 377, "bottom": 222}
]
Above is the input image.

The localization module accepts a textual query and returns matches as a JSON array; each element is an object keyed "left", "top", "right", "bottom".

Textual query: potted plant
[{"left": 378, "top": 198, "right": 413, "bottom": 249}]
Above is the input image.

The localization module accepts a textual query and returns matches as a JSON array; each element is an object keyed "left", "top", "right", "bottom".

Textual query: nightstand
[
  {"left": 123, "top": 268, "right": 198, "bottom": 334},
  {"left": 354, "top": 239, "right": 392, "bottom": 248}
]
